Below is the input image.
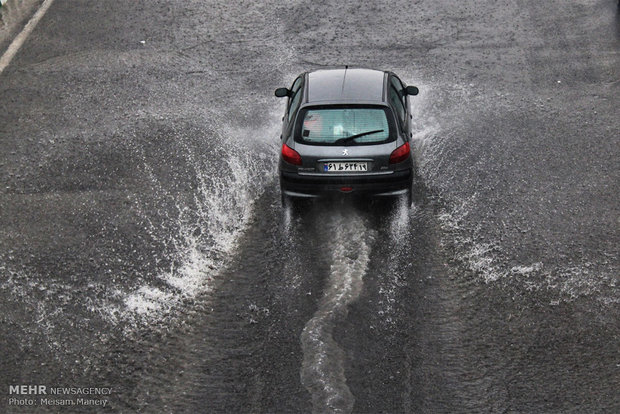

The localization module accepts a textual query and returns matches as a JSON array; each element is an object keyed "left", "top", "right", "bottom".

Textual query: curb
[{"left": 1, "top": 0, "right": 56, "bottom": 75}]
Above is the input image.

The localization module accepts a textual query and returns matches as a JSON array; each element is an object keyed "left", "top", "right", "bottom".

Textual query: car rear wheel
[{"left": 281, "top": 191, "right": 297, "bottom": 209}]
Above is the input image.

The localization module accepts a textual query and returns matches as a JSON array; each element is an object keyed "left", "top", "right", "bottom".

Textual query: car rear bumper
[{"left": 280, "top": 169, "right": 412, "bottom": 198}]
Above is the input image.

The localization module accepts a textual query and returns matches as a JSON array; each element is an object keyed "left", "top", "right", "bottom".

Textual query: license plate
[{"left": 323, "top": 162, "right": 368, "bottom": 172}]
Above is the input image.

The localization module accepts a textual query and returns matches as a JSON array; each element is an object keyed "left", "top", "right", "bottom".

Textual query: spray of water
[
  {"left": 408, "top": 81, "right": 617, "bottom": 305},
  {"left": 118, "top": 113, "right": 280, "bottom": 323}
]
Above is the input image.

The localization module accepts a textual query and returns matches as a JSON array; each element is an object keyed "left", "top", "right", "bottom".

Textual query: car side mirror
[
  {"left": 275, "top": 87, "right": 291, "bottom": 98},
  {"left": 405, "top": 86, "right": 419, "bottom": 96}
]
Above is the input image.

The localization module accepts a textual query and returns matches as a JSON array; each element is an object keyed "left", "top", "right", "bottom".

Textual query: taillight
[
  {"left": 281, "top": 144, "right": 302, "bottom": 165},
  {"left": 389, "top": 142, "right": 410, "bottom": 164}
]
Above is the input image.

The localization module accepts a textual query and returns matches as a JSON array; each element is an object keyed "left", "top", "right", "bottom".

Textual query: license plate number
[{"left": 324, "top": 162, "right": 368, "bottom": 172}]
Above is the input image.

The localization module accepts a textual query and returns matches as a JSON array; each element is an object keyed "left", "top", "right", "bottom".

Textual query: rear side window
[
  {"left": 296, "top": 107, "right": 394, "bottom": 145},
  {"left": 389, "top": 82, "right": 405, "bottom": 127},
  {"left": 287, "top": 77, "right": 304, "bottom": 122},
  {"left": 288, "top": 89, "right": 303, "bottom": 122}
]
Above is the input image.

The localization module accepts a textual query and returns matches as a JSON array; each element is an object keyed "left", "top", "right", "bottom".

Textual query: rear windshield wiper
[{"left": 334, "top": 129, "right": 384, "bottom": 145}]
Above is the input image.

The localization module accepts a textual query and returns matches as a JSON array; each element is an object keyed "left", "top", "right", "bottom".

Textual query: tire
[
  {"left": 281, "top": 191, "right": 290, "bottom": 207},
  {"left": 281, "top": 191, "right": 296, "bottom": 210}
]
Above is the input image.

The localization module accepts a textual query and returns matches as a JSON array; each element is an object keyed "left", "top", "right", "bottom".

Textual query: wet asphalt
[{"left": 0, "top": 0, "right": 619, "bottom": 412}]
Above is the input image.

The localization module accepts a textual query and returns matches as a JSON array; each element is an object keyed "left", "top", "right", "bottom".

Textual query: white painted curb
[{"left": 0, "top": 0, "right": 56, "bottom": 75}]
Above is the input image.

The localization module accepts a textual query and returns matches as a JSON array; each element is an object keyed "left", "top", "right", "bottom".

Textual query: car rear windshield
[{"left": 295, "top": 106, "right": 395, "bottom": 146}]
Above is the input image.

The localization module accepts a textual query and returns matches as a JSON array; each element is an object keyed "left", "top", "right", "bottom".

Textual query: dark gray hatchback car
[{"left": 275, "top": 67, "right": 419, "bottom": 206}]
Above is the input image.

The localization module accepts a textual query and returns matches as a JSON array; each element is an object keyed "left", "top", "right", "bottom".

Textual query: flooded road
[{"left": 1, "top": 0, "right": 618, "bottom": 412}]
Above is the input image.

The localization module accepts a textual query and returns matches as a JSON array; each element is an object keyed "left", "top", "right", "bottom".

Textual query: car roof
[{"left": 305, "top": 68, "right": 387, "bottom": 104}]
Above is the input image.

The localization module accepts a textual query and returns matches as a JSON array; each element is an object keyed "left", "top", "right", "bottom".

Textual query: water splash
[{"left": 118, "top": 113, "right": 280, "bottom": 323}]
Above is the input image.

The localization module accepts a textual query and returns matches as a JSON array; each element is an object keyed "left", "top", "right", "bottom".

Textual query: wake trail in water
[{"left": 300, "top": 211, "right": 372, "bottom": 414}]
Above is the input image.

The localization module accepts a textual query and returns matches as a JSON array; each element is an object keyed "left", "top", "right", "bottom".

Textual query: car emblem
[{"left": 342, "top": 149, "right": 349, "bottom": 156}]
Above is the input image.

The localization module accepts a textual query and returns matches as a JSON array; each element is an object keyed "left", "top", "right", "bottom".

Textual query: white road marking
[{"left": 0, "top": 0, "right": 56, "bottom": 75}]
